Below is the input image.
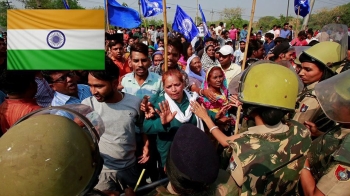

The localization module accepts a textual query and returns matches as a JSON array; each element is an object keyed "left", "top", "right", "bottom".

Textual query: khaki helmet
[
  {"left": 315, "top": 70, "right": 350, "bottom": 123},
  {"left": 300, "top": 41, "right": 342, "bottom": 73},
  {"left": 238, "top": 62, "right": 299, "bottom": 110},
  {"left": 0, "top": 106, "right": 101, "bottom": 196}
]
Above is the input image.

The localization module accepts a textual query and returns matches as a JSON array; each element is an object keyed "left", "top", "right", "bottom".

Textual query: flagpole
[
  {"left": 138, "top": 0, "right": 142, "bottom": 27},
  {"left": 301, "top": 0, "right": 315, "bottom": 30},
  {"left": 105, "top": 0, "right": 110, "bottom": 31},
  {"left": 162, "top": 0, "right": 169, "bottom": 71},
  {"left": 196, "top": 0, "right": 199, "bottom": 25},
  {"left": 296, "top": 6, "right": 300, "bottom": 35},
  {"left": 286, "top": 0, "right": 290, "bottom": 21},
  {"left": 234, "top": 0, "right": 257, "bottom": 135}
]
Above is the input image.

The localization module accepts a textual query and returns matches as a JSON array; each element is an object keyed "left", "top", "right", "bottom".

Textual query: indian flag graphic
[{"left": 7, "top": 10, "right": 105, "bottom": 70}]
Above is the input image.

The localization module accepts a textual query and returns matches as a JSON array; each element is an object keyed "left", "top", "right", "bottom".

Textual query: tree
[
  {"left": 0, "top": 1, "right": 13, "bottom": 27},
  {"left": 220, "top": 7, "right": 243, "bottom": 23},
  {"left": 19, "top": 0, "right": 84, "bottom": 9}
]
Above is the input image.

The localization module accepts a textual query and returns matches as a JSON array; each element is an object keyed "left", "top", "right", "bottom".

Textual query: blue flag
[
  {"left": 294, "top": 0, "right": 310, "bottom": 17},
  {"left": 199, "top": 4, "right": 210, "bottom": 39},
  {"left": 62, "top": 0, "right": 69, "bottom": 9},
  {"left": 172, "top": 5, "right": 199, "bottom": 42},
  {"left": 107, "top": 0, "right": 141, "bottom": 28},
  {"left": 140, "top": 0, "right": 163, "bottom": 18}
]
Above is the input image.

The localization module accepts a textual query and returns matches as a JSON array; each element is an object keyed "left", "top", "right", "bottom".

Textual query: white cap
[
  {"left": 218, "top": 45, "right": 234, "bottom": 55},
  {"left": 157, "top": 47, "right": 165, "bottom": 51}
]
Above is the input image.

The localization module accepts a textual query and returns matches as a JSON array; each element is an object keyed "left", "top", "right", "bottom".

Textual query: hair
[
  {"left": 128, "top": 37, "right": 135, "bottom": 42},
  {"left": 205, "top": 45, "right": 215, "bottom": 53},
  {"left": 168, "top": 38, "right": 183, "bottom": 55},
  {"left": 108, "top": 40, "right": 124, "bottom": 48},
  {"left": 265, "top": 32, "right": 274, "bottom": 40},
  {"left": 299, "top": 53, "right": 335, "bottom": 82},
  {"left": 283, "top": 23, "right": 289, "bottom": 26},
  {"left": 256, "top": 32, "right": 262, "bottom": 36},
  {"left": 182, "top": 42, "right": 192, "bottom": 60},
  {"left": 289, "top": 25, "right": 293, "bottom": 28},
  {"left": 276, "top": 25, "right": 281, "bottom": 29},
  {"left": 274, "top": 37, "right": 286, "bottom": 45},
  {"left": 162, "top": 69, "right": 184, "bottom": 85},
  {"left": 247, "top": 40, "right": 263, "bottom": 57},
  {"left": 308, "top": 40, "right": 319, "bottom": 46},
  {"left": 243, "top": 24, "right": 248, "bottom": 28},
  {"left": 272, "top": 25, "right": 277, "bottom": 28},
  {"left": 166, "top": 153, "right": 211, "bottom": 196},
  {"left": 0, "top": 37, "right": 4, "bottom": 42},
  {"left": 42, "top": 70, "right": 66, "bottom": 84},
  {"left": 204, "top": 37, "right": 215, "bottom": 43},
  {"left": 306, "top": 29, "right": 314, "bottom": 36},
  {"left": 219, "top": 22, "right": 223, "bottom": 26},
  {"left": 298, "top": 30, "right": 307, "bottom": 38},
  {"left": 130, "top": 42, "right": 148, "bottom": 58},
  {"left": 257, "top": 107, "right": 287, "bottom": 126},
  {"left": 158, "top": 39, "right": 164, "bottom": 44},
  {"left": 0, "top": 70, "right": 36, "bottom": 95},
  {"left": 88, "top": 57, "right": 120, "bottom": 82}
]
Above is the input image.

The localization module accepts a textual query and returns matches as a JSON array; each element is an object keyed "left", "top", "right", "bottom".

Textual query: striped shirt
[{"left": 121, "top": 72, "right": 162, "bottom": 99}]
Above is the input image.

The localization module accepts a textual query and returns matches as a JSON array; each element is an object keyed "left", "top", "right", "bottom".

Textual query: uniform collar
[{"left": 247, "top": 122, "right": 285, "bottom": 134}]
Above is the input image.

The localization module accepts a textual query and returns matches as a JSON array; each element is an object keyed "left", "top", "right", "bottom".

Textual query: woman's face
[
  {"left": 207, "top": 46, "right": 215, "bottom": 57},
  {"left": 148, "top": 48, "right": 154, "bottom": 57},
  {"left": 190, "top": 57, "right": 202, "bottom": 75},
  {"left": 208, "top": 68, "right": 224, "bottom": 89},
  {"left": 187, "top": 45, "right": 194, "bottom": 57},
  {"left": 164, "top": 75, "right": 185, "bottom": 102},
  {"left": 153, "top": 54, "right": 163, "bottom": 66},
  {"left": 299, "top": 62, "right": 323, "bottom": 85}
]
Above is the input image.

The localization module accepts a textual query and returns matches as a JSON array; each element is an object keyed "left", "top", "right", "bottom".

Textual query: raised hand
[
  {"left": 155, "top": 101, "right": 177, "bottom": 125},
  {"left": 202, "top": 89, "right": 217, "bottom": 102},
  {"left": 229, "top": 94, "right": 242, "bottom": 107},
  {"left": 190, "top": 101, "right": 209, "bottom": 120},
  {"left": 140, "top": 95, "right": 155, "bottom": 119}
]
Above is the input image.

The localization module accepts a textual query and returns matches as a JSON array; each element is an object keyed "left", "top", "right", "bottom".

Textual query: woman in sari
[{"left": 201, "top": 45, "right": 220, "bottom": 72}]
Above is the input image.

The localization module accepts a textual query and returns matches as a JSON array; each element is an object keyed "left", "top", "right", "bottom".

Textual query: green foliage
[
  {"left": 19, "top": 0, "right": 84, "bottom": 9},
  {"left": 0, "top": 1, "right": 13, "bottom": 27}
]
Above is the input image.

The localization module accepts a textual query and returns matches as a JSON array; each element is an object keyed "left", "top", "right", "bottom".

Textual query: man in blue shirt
[
  {"left": 280, "top": 23, "right": 291, "bottom": 39},
  {"left": 263, "top": 33, "right": 275, "bottom": 56},
  {"left": 240, "top": 24, "right": 248, "bottom": 41},
  {"left": 42, "top": 71, "right": 92, "bottom": 119}
]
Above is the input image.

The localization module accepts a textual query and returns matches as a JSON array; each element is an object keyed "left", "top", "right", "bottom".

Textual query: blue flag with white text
[
  {"left": 294, "top": 0, "right": 310, "bottom": 17},
  {"left": 172, "top": 5, "right": 199, "bottom": 42},
  {"left": 140, "top": 0, "right": 163, "bottom": 17},
  {"left": 199, "top": 4, "right": 210, "bottom": 39},
  {"left": 107, "top": 0, "right": 141, "bottom": 28}
]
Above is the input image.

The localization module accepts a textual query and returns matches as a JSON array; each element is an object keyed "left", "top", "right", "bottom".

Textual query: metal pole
[
  {"left": 138, "top": 0, "right": 142, "bottom": 27},
  {"left": 162, "top": 0, "right": 168, "bottom": 71},
  {"left": 234, "top": 0, "right": 257, "bottom": 135},
  {"left": 302, "top": 0, "right": 315, "bottom": 30}
]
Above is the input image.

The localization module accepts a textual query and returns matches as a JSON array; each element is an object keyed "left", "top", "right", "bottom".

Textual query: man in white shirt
[
  {"left": 218, "top": 45, "right": 242, "bottom": 84},
  {"left": 215, "top": 22, "right": 223, "bottom": 36}
]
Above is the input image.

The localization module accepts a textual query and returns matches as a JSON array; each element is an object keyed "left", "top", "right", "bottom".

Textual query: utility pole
[
  {"left": 210, "top": 9, "right": 214, "bottom": 22},
  {"left": 302, "top": 0, "right": 315, "bottom": 30}
]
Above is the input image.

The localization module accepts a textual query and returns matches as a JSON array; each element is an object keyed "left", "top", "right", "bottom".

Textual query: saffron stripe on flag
[
  {"left": 7, "top": 50, "right": 105, "bottom": 70},
  {"left": 7, "top": 10, "right": 105, "bottom": 29},
  {"left": 8, "top": 30, "right": 105, "bottom": 50}
]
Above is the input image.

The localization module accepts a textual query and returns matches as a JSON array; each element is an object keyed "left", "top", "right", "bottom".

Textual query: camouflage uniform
[
  {"left": 316, "top": 132, "right": 350, "bottom": 196},
  {"left": 228, "top": 120, "right": 311, "bottom": 196},
  {"left": 292, "top": 82, "right": 336, "bottom": 133},
  {"left": 145, "top": 170, "right": 240, "bottom": 196}
]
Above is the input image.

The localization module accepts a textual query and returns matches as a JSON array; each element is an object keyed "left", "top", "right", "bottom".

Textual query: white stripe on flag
[{"left": 8, "top": 29, "right": 105, "bottom": 50}]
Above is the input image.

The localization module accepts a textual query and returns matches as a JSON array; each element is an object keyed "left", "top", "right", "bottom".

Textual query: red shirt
[
  {"left": 111, "top": 57, "right": 132, "bottom": 79},
  {"left": 0, "top": 99, "right": 41, "bottom": 133}
]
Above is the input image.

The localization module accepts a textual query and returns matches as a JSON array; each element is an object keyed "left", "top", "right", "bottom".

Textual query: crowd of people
[{"left": 0, "top": 21, "right": 350, "bottom": 196}]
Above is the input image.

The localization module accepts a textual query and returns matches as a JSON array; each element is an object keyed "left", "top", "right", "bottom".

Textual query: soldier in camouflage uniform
[
  {"left": 191, "top": 62, "right": 312, "bottom": 195},
  {"left": 146, "top": 124, "right": 240, "bottom": 196},
  {"left": 300, "top": 70, "right": 350, "bottom": 196}
]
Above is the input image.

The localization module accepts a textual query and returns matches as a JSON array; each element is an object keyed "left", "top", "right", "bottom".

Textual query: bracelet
[
  {"left": 199, "top": 89, "right": 203, "bottom": 96},
  {"left": 209, "top": 126, "right": 218, "bottom": 133},
  {"left": 303, "top": 166, "right": 311, "bottom": 171}
]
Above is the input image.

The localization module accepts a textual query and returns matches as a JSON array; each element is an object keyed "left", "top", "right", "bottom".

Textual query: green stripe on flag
[{"left": 7, "top": 50, "right": 105, "bottom": 70}]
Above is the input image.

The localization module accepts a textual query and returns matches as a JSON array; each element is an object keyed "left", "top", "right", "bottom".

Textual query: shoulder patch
[
  {"left": 334, "top": 164, "right": 350, "bottom": 181},
  {"left": 300, "top": 104, "right": 309, "bottom": 112},
  {"left": 229, "top": 156, "right": 237, "bottom": 171}
]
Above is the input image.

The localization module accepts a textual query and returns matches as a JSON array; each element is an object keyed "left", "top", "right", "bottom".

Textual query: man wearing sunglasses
[{"left": 42, "top": 71, "right": 92, "bottom": 108}]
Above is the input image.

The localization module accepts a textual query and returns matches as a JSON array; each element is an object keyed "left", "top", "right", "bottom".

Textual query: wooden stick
[
  {"left": 162, "top": 0, "right": 169, "bottom": 71},
  {"left": 296, "top": 6, "right": 300, "bottom": 35},
  {"left": 134, "top": 169, "right": 146, "bottom": 191},
  {"left": 234, "top": 0, "right": 257, "bottom": 135},
  {"left": 105, "top": 0, "right": 110, "bottom": 31}
]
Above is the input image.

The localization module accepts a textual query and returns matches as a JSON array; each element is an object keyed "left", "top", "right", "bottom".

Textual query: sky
[{"left": 11, "top": 0, "right": 349, "bottom": 22}]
